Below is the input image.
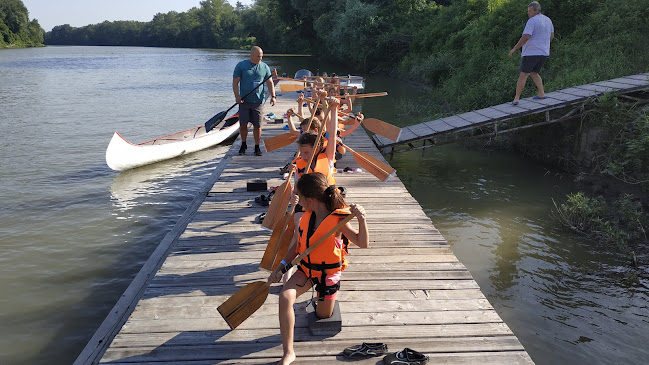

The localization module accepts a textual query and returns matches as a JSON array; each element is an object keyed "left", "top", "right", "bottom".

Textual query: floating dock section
[{"left": 76, "top": 87, "right": 534, "bottom": 364}]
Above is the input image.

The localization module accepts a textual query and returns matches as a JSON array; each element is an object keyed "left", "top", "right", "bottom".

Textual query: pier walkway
[
  {"left": 76, "top": 87, "right": 534, "bottom": 364},
  {"left": 374, "top": 73, "right": 649, "bottom": 154}
]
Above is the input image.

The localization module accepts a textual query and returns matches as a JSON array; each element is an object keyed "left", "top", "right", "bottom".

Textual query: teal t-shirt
[{"left": 233, "top": 60, "right": 272, "bottom": 104}]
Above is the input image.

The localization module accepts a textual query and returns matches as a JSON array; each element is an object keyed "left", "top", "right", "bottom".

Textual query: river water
[{"left": 0, "top": 47, "right": 647, "bottom": 365}]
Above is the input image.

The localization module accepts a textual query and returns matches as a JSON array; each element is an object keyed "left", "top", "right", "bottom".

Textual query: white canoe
[{"left": 105, "top": 114, "right": 239, "bottom": 171}]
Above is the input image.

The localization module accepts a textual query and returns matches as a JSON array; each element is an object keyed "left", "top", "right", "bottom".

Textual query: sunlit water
[{"left": 0, "top": 47, "right": 647, "bottom": 365}]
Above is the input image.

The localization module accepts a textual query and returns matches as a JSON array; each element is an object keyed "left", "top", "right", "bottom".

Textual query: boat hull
[{"left": 106, "top": 117, "right": 239, "bottom": 171}]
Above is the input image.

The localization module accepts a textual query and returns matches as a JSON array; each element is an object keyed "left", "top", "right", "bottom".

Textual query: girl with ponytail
[{"left": 268, "top": 172, "right": 369, "bottom": 365}]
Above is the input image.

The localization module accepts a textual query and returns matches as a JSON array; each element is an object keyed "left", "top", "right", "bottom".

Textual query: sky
[{"left": 22, "top": 0, "right": 255, "bottom": 32}]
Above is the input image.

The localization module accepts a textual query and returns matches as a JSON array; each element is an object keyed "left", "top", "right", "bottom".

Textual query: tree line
[
  {"left": 7, "top": 0, "right": 649, "bottom": 112},
  {"left": 0, "top": 0, "right": 43, "bottom": 48}
]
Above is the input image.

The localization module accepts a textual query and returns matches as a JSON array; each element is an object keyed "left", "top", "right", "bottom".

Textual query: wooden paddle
[
  {"left": 218, "top": 214, "right": 355, "bottom": 330},
  {"left": 264, "top": 133, "right": 297, "bottom": 152},
  {"left": 279, "top": 83, "right": 307, "bottom": 92},
  {"left": 261, "top": 179, "right": 292, "bottom": 231},
  {"left": 302, "top": 75, "right": 365, "bottom": 82},
  {"left": 340, "top": 143, "right": 396, "bottom": 182},
  {"left": 205, "top": 69, "right": 277, "bottom": 132},
  {"left": 343, "top": 92, "right": 387, "bottom": 99},
  {"left": 259, "top": 212, "right": 295, "bottom": 269},
  {"left": 361, "top": 118, "right": 401, "bottom": 142}
]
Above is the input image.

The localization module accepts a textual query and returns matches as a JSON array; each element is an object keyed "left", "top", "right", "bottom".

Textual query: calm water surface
[{"left": 0, "top": 47, "right": 647, "bottom": 365}]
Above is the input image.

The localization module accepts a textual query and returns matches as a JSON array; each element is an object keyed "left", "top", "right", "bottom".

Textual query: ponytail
[
  {"left": 322, "top": 185, "right": 345, "bottom": 211},
  {"left": 296, "top": 172, "right": 345, "bottom": 212}
]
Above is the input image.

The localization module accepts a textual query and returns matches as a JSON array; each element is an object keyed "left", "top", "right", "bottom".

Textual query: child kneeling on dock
[{"left": 268, "top": 172, "right": 369, "bottom": 365}]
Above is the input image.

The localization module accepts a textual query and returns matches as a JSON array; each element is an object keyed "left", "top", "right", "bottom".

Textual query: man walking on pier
[
  {"left": 233, "top": 46, "right": 276, "bottom": 156},
  {"left": 508, "top": 1, "right": 554, "bottom": 105}
]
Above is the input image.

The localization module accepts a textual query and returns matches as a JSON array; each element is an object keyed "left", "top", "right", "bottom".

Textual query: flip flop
[
  {"left": 511, "top": 101, "right": 519, "bottom": 106},
  {"left": 533, "top": 95, "right": 548, "bottom": 100},
  {"left": 343, "top": 342, "right": 388, "bottom": 358},
  {"left": 383, "top": 348, "right": 429, "bottom": 365}
]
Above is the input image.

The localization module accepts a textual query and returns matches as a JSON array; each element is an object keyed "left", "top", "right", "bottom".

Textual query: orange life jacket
[
  {"left": 297, "top": 208, "right": 351, "bottom": 279},
  {"left": 293, "top": 149, "right": 336, "bottom": 185}
]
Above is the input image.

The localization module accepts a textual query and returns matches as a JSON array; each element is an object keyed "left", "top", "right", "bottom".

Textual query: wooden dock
[
  {"left": 374, "top": 73, "right": 649, "bottom": 154},
  {"left": 76, "top": 88, "right": 534, "bottom": 364}
]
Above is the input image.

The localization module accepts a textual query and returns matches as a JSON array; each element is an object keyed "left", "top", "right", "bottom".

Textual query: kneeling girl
[{"left": 268, "top": 172, "right": 369, "bottom": 365}]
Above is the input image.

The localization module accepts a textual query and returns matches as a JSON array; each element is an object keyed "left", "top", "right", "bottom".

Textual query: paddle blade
[
  {"left": 260, "top": 213, "right": 295, "bottom": 271},
  {"left": 262, "top": 180, "right": 292, "bottom": 231},
  {"left": 263, "top": 133, "right": 297, "bottom": 152},
  {"left": 218, "top": 281, "right": 270, "bottom": 330},
  {"left": 205, "top": 111, "right": 227, "bottom": 133},
  {"left": 352, "top": 150, "right": 396, "bottom": 182},
  {"left": 363, "top": 118, "right": 401, "bottom": 142},
  {"left": 280, "top": 84, "right": 306, "bottom": 92}
]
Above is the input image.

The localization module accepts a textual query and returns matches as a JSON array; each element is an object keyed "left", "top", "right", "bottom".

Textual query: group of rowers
[{"left": 265, "top": 78, "right": 370, "bottom": 365}]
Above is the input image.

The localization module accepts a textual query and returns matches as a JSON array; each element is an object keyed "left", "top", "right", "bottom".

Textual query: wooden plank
[
  {"left": 108, "top": 322, "right": 515, "bottom": 347},
  {"left": 404, "top": 123, "right": 436, "bottom": 137},
  {"left": 574, "top": 83, "right": 616, "bottom": 94},
  {"left": 592, "top": 80, "right": 638, "bottom": 90},
  {"left": 423, "top": 119, "right": 456, "bottom": 133},
  {"left": 101, "top": 337, "right": 527, "bottom": 363},
  {"left": 473, "top": 107, "right": 509, "bottom": 119},
  {"left": 624, "top": 74, "right": 649, "bottom": 81},
  {"left": 543, "top": 90, "right": 584, "bottom": 102},
  {"left": 610, "top": 77, "right": 649, "bottom": 87},
  {"left": 102, "top": 351, "right": 534, "bottom": 365},
  {"left": 556, "top": 87, "right": 599, "bottom": 98},
  {"left": 455, "top": 111, "right": 490, "bottom": 125}
]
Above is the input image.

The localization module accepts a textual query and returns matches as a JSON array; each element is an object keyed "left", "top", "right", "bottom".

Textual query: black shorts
[
  {"left": 239, "top": 102, "right": 263, "bottom": 128},
  {"left": 519, "top": 56, "right": 548, "bottom": 74}
]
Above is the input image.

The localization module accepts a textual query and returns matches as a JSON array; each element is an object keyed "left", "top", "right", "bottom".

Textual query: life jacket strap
[{"left": 300, "top": 260, "right": 342, "bottom": 271}]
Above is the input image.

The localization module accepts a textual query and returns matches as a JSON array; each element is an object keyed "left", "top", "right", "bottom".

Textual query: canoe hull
[{"left": 106, "top": 116, "right": 239, "bottom": 171}]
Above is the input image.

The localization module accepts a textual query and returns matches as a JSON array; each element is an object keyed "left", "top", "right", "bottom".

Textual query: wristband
[{"left": 280, "top": 260, "right": 287, "bottom": 266}]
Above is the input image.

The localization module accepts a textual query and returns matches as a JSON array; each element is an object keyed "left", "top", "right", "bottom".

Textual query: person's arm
[
  {"left": 268, "top": 234, "right": 299, "bottom": 283},
  {"left": 339, "top": 113, "right": 363, "bottom": 137},
  {"left": 232, "top": 77, "right": 242, "bottom": 104},
  {"left": 286, "top": 109, "right": 300, "bottom": 137},
  {"left": 508, "top": 33, "right": 531, "bottom": 57},
  {"left": 265, "top": 67, "right": 276, "bottom": 106},
  {"left": 325, "top": 97, "right": 338, "bottom": 161},
  {"left": 340, "top": 203, "right": 369, "bottom": 248},
  {"left": 550, "top": 31, "right": 554, "bottom": 42}
]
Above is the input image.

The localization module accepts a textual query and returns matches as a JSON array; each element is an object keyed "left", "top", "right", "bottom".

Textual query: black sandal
[
  {"left": 343, "top": 342, "right": 388, "bottom": 358},
  {"left": 382, "top": 348, "right": 428, "bottom": 365},
  {"left": 254, "top": 195, "right": 269, "bottom": 206}
]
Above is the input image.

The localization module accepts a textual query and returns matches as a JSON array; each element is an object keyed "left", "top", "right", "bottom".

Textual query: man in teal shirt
[{"left": 233, "top": 46, "right": 276, "bottom": 156}]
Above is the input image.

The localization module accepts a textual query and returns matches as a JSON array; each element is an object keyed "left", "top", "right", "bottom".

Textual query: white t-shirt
[{"left": 522, "top": 14, "right": 554, "bottom": 57}]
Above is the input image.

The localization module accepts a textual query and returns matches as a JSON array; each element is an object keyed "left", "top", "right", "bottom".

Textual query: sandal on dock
[
  {"left": 383, "top": 348, "right": 429, "bottom": 365},
  {"left": 343, "top": 342, "right": 388, "bottom": 358},
  {"left": 254, "top": 195, "right": 270, "bottom": 206}
]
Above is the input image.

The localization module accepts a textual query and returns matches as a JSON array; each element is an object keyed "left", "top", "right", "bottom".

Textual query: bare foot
[{"left": 279, "top": 352, "right": 296, "bottom": 365}]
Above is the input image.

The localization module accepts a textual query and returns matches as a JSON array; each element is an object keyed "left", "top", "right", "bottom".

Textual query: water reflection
[{"left": 110, "top": 145, "right": 229, "bottom": 211}]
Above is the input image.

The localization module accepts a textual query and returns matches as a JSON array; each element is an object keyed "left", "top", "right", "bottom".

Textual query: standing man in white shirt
[{"left": 508, "top": 1, "right": 554, "bottom": 105}]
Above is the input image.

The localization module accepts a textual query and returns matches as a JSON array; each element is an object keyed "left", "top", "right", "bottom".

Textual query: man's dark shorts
[
  {"left": 519, "top": 56, "right": 548, "bottom": 73},
  {"left": 239, "top": 102, "right": 263, "bottom": 128}
]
